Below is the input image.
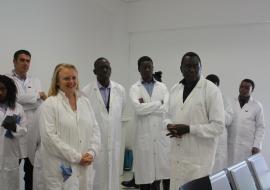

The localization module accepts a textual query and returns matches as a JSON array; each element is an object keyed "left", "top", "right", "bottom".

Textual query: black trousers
[
  {"left": 19, "top": 158, "right": 33, "bottom": 190},
  {"left": 140, "top": 180, "right": 161, "bottom": 190},
  {"left": 162, "top": 179, "right": 170, "bottom": 190}
]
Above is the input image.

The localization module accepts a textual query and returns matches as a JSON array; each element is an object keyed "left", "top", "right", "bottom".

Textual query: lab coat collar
[{"left": 11, "top": 70, "right": 29, "bottom": 81}]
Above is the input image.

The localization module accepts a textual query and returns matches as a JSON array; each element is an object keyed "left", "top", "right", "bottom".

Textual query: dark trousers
[
  {"left": 140, "top": 180, "right": 161, "bottom": 190},
  {"left": 162, "top": 179, "right": 170, "bottom": 190},
  {"left": 19, "top": 158, "right": 33, "bottom": 190}
]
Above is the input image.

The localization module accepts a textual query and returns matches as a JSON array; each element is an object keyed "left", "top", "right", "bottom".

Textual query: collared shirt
[
  {"left": 12, "top": 70, "right": 26, "bottom": 81},
  {"left": 180, "top": 78, "right": 199, "bottom": 102},
  {"left": 97, "top": 81, "right": 111, "bottom": 108},
  {"left": 238, "top": 96, "right": 250, "bottom": 108},
  {"left": 141, "top": 78, "right": 155, "bottom": 97}
]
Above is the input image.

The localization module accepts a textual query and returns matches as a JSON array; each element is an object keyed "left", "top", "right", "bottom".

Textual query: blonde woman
[{"left": 39, "top": 64, "right": 101, "bottom": 190}]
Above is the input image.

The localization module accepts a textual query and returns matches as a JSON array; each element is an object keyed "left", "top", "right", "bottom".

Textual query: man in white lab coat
[
  {"left": 206, "top": 74, "right": 233, "bottom": 172},
  {"left": 83, "top": 57, "right": 126, "bottom": 190},
  {"left": 7, "top": 50, "right": 47, "bottom": 190},
  {"left": 165, "top": 52, "right": 225, "bottom": 189},
  {"left": 129, "top": 56, "right": 170, "bottom": 190},
  {"left": 228, "top": 79, "right": 265, "bottom": 165}
]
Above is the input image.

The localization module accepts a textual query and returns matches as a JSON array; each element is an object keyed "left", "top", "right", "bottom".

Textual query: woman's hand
[{"left": 79, "top": 152, "right": 94, "bottom": 166}]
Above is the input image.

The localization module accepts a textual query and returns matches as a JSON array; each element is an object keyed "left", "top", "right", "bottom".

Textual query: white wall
[
  {"left": 126, "top": 0, "right": 270, "bottom": 165},
  {"left": 0, "top": 0, "right": 129, "bottom": 90}
]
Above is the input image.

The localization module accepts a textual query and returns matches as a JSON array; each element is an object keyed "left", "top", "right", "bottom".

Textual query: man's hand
[
  {"left": 252, "top": 147, "right": 260, "bottom": 155},
  {"left": 138, "top": 98, "right": 144, "bottom": 103},
  {"left": 39, "top": 91, "right": 47, "bottom": 100},
  {"left": 167, "top": 124, "right": 180, "bottom": 138},
  {"left": 167, "top": 124, "right": 189, "bottom": 138}
]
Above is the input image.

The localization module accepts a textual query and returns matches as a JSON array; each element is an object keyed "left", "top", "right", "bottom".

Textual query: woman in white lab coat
[
  {"left": 0, "top": 75, "right": 27, "bottom": 190},
  {"left": 39, "top": 64, "right": 101, "bottom": 190}
]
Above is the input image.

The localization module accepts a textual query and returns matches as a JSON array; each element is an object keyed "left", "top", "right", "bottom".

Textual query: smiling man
[
  {"left": 164, "top": 52, "right": 225, "bottom": 189},
  {"left": 228, "top": 79, "right": 265, "bottom": 165}
]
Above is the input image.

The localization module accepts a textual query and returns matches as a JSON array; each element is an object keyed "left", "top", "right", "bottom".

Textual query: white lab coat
[
  {"left": 82, "top": 80, "right": 126, "bottom": 190},
  {"left": 30, "top": 108, "right": 43, "bottom": 190},
  {"left": 228, "top": 96, "right": 265, "bottom": 165},
  {"left": 39, "top": 91, "right": 101, "bottom": 190},
  {"left": 7, "top": 72, "right": 42, "bottom": 161},
  {"left": 212, "top": 95, "right": 233, "bottom": 173},
  {"left": 129, "top": 80, "right": 170, "bottom": 185},
  {"left": 0, "top": 103, "right": 27, "bottom": 190},
  {"left": 164, "top": 78, "right": 224, "bottom": 190}
]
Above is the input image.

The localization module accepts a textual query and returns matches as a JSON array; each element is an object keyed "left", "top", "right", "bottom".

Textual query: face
[
  {"left": 94, "top": 59, "right": 111, "bottom": 84},
  {"left": 13, "top": 53, "right": 31, "bottom": 75},
  {"left": 139, "top": 61, "right": 153, "bottom": 82},
  {"left": 0, "top": 82, "right": 7, "bottom": 103},
  {"left": 57, "top": 68, "right": 78, "bottom": 94},
  {"left": 180, "top": 56, "right": 201, "bottom": 82},
  {"left": 239, "top": 81, "right": 253, "bottom": 97}
]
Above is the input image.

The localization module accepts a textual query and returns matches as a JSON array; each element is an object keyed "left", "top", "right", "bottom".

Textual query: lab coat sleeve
[
  {"left": 17, "top": 79, "right": 42, "bottom": 105},
  {"left": 12, "top": 105, "right": 28, "bottom": 137},
  {"left": 17, "top": 93, "right": 40, "bottom": 105},
  {"left": 190, "top": 87, "right": 225, "bottom": 138},
  {"left": 153, "top": 85, "right": 169, "bottom": 114},
  {"left": 39, "top": 101, "right": 82, "bottom": 164},
  {"left": 253, "top": 103, "right": 266, "bottom": 149},
  {"left": 121, "top": 86, "right": 127, "bottom": 119},
  {"left": 88, "top": 106, "right": 101, "bottom": 158},
  {"left": 129, "top": 85, "right": 162, "bottom": 115},
  {"left": 223, "top": 97, "right": 234, "bottom": 127}
]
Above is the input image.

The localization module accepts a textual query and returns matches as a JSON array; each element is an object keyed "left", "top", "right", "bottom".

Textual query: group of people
[{"left": 0, "top": 50, "right": 266, "bottom": 190}]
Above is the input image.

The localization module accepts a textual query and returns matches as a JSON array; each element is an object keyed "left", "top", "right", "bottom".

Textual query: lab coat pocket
[
  {"left": 4, "top": 156, "right": 19, "bottom": 170},
  {"left": 137, "top": 134, "right": 150, "bottom": 151}
]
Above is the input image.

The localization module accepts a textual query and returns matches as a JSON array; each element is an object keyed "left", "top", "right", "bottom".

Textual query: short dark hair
[
  {"left": 242, "top": 78, "right": 255, "bottom": 91},
  {"left": 206, "top": 74, "right": 220, "bottom": 86},
  {"left": 138, "top": 56, "right": 153, "bottom": 70},
  {"left": 94, "top": 57, "right": 109, "bottom": 69},
  {"left": 181, "top": 52, "right": 201, "bottom": 66},
  {"left": 0, "top": 75, "right": 17, "bottom": 109},
  {"left": 13, "top": 49, "right": 31, "bottom": 61}
]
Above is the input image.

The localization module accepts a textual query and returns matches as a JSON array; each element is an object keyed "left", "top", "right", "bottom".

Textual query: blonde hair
[{"left": 48, "top": 64, "right": 79, "bottom": 97}]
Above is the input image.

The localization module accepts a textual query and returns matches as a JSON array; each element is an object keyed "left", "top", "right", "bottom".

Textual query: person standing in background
[
  {"left": 228, "top": 79, "right": 265, "bottom": 165},
  {"left": 7, "top": 49, "right": 47, "bottom": 190},
  {"left": 0, "top": 75, "right": 27, "bottom": 190},
  {"left": 206, "top": 74, "right": 233, "bottom": 172},
  {"left": 83, "top": 57, "right": 126, "bottom": 190},
  {"left": 129, "top": 56, "right": 170, "bottom": 190}
]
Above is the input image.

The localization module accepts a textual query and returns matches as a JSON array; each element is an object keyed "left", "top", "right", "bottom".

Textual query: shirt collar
[
  {"left": 12, "top": 70, "right": 27, "bottom": 81},
  {"left": 97, "top": 81, "right": 111, "bottom": 89},
  {"left": 141, "top": 77, "right": 156, "bottom": 84}
]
